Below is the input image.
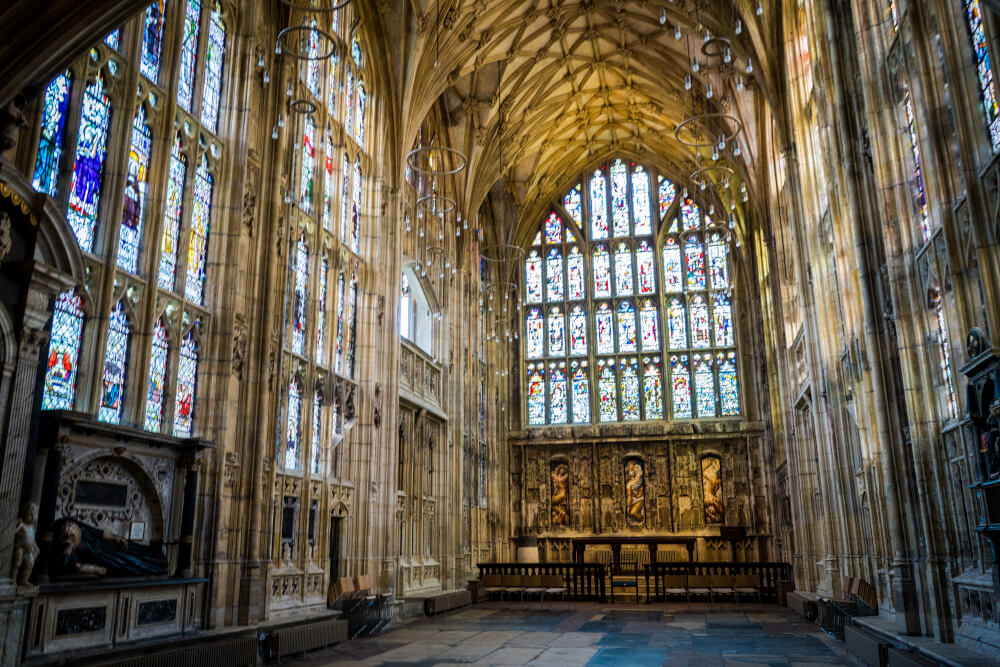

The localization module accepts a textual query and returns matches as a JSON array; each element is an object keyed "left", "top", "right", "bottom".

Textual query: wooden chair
[
  {"left": 522, "top": 574, "right": 545, "bottom": 609},
  {"left": 542, "top": 573, "right": 568, "bottom": 610},
  {"left": 501, "top": 573, "right": 524, "bottom": 608},
  {"left": 482, "top": 573, "right": 504, "bottom": 602},
  {"left": 687, "top": 574, "right": 713, "bottom": 604},
  {"left": 710, "top": 574, "right": 736, "bottom": 605},
  {"left": 662, "top": 574, "right": 688, "bottom": 606},
  {"left": 733, "top": 574, "right": 760, "bottom": 602}
]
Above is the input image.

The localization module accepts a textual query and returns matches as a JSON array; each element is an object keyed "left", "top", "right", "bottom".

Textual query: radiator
[
  {"left": 273, "top": 618, "right": 348, "bottom": 658},
  {"left": 423, "top": 590, "right": 472, "bottom": 616},
  {"left": 107, "top": 635, "right": 257, "bottom": 667}
]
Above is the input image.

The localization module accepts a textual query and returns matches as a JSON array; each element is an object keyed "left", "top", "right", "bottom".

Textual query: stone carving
[
  {"left": 373, "top": 383, "right": 383, "bottom": 428},
  {"left": 624, "top": 458, "right": 645, "bottom": 524},
  {"left": 550, "top": 462, "right": 569, "bottom": 527},
  {"left": 0, "top": 95, "right": 27, "bottom": 153},
  {"left": 968, "top": 327, "right": 990, "bottom": 360},
  {"left": 12, "top": 503, "right": 39, "bottom": 587},
  {"left": 703, "top": 456, "right": 724, "bottom": 524},
  {"left": 0, "top": 210, "right": 11, "bottom": 262},
  {"left": 344, "top": 385, "right": 356, "bottom": 421},
  {"left": 242, "top": 165, "right": 259, "bottom": 234},
  {"left": 232, "top": 315, "right": 248, "bottom": 379},
  {"left": 49, "top": 518, "right": 167, "bottom": 579}
]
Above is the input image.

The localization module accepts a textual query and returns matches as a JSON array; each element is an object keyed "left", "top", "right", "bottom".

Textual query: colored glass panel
[
  {"left": 399, "top": 273, "right": 410, "bottom": 339},
  {"left": 291, "top": 236, "right": 308, "bottom": 355},
  {"left": 569, "top": 305, "right": 587, "bottom": 356},
  {"left": 118, "top": 107, "right": 152, "bottom": 273},
  {"left": 614, "top": 243, "right": 634, "bottom": 295},
  {"left": 344, "top": 69, "right": 354, "bottom": 137},
  {"left": 566, "top": 228, "right": 577, "bottom": 243},
  {"left": 547, "top": 306, "right": 565, "bottom": 356},
  {"left": 621, "top": 359, "right": 640, "bottom": 421},
  {"left": 144, "top": 318, "right": 168, "bottom": 432},
  {"left": 690, "top": 295, "right": 710, "bottom": 348},
  {"left": 707, "top": 233, "right": 729, "bottom": 289},
  {"left": 340, "top": 154, "right": 351, "bottom": 244},
  {"left": 936, "top": 306, "right": 959, "bottom": 419},
  {"left": 32, "top": 72, "right": 72, "bottom": 196},
  {"left": 640, "top": 299, "right": 659, "bottom": 351},
  {"left": 158, "top": 135, "right": 186, "bottom": 290},
  {"left": 904, "top": 95, "right": 931, "bottom": 241},
  {"left": 201, "top": 2, "right": 226, "bottom": 132},
  {"left": 671, "top": 354, "right": 692, "bottom": 418},
  {"left": 546, "top": 248, "right": 564, "bottom": 301},
  {"left": 185, "top": 156, "right": 212, "bottom": 304},
  {"left": 592, "top": 245, "right": 611, "bottom": 297},
  {"left": 718, "top": 352, "right": 739, "bottom": 416},
  {"left": 567, "top": 247, "right": 585, "bottom": 300},
  {"left": 589, "top": 169, "right": 608, "bottom": 240},
  {"left": 611, "top": 159, "right": 629, "bottom": 237},
  {"left": 617, "top": 301, "right": 637, "bottom": 353},
  {"left": 285, "top": 378, "right": 302, "bottom": 469},
  {"left": 713, "top": 293, "right": 734, "bottom": 347},
  {"left": 550, "top": 364, "right": 567, "bottom": 424},
  {"left": 67, "top": 73, "right": 112, "bottom": 253},
  {"left": 525, "top": 308, "right": 544, "bottom": 358},
  {"left": 663, "top": 237, "right": 682, "bottom": 292},
  {"left": 632, "top": 166, "right": 652, "bottom": 235},
  {"left": 300, "top": 114, "right": 316, "bottom": 213},
  {"left": 694, "top": 354, "right": 716, "bottom": 417},
  {"left": 598, "top": 360, "right": 617, "bottom": 422},
  {"left": 682, "top": 199, "right": 700, "bottom": 230},
  {"left": 351, "top": 159, "right": 361, "bottom": 252},
  {"left": 658, "top": 176, "right": 676, "bottom": 218},
  {"left": 595, "top": 303, "right": 614, "bottom": 354},
  {"left": 571, "top": 362, "right": 590, "bottom": 423},
  {"left": 98, "top": 302, "right": 130, "bottom": 424},
  {"left": 178, "top": 0, "right": 201, "bottom": 112},
  {"left": 532, "top": 230, "right": 542, "bottom": 246},
  {"left": 173, "top": 332, "right": 198, "bottom": 437},
  {"left": 965, "top": 0, "right": 1000, "bottom": 151},
  {"left": 636, "top": 240, "right": 655, "bottom": 294},
  {"left": 306, "top": 17, "right": 321, "bottom": 97},
  {"left": 527, "top": 365, "right": 545, "bottom": 425},
  {"left": 356, "top": 78, "right": 366, "bottom": 146},
  {"left": 685, "top": 235, "right": 705, "bottom": 290},
  {"left": 667, "top": 297, "right": 687, "bottom": 349},
  {"left": 311, "top": 391, "right": 322, "bottom": 474},
  {"left": 140, "top": 1, "right": 166, "bottom": 82},
  {"left": 334, "top": 271, "right": 345, "bottom": 373},
  {"left": 525, "top": 250, "right": 543, "bottom": 303},
  {"left": 42, "top": 291, "right": 85, "bottom": 410},
  {"left": 545, "top": 212, "right": 562, "bottom": 244},
  {"left": 105, "top": 30, "right": 120, "bottom": 50},
  {"left": 323, "top": 129, "right": 334, "bottom": 230},
  {"left": 564, "top": 186, "right": 582, "bottom": 225},
  {"left": 346, "top": 279, "right": 358, "bottom": 377},
  {"left": 643, "top": 358, "right": 663, "bottom": 420}
]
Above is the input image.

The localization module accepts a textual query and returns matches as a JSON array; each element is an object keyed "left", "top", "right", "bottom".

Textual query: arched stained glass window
[
  {"left": 334, "top": 271, "right": 345, "bottom": 374},
  {"left": 317, "top": 257, "right": 328, "bottom": 364},
  {"left": 344, "top": 69, "right": 354, "bottom": 137},
  {"left": 68, "top": 73, "right": 112, "bottom": 252},
  {"left": 285, "top": 377, "right": 302, "bottom": 469},
  {"left": 346, "top": 277, "right": 358, "bottom": 377},
  {"left": 300, "top": 115, "right": 316, "bottom": 213},
  {"left": 351, "top": 158, "right": 361, "bottom": 253},
  {"left": 177, "top": 0, "right": 201, "bottom": 112},
  {"left": 158, "top": 134, "right": 186, "bottom": 290},
  {"left": 200, "top": 2, "right": 225, "bottom": 132},
  {"left": 964, "top": 0, "right": 1000, "bottom": 151},
  {"left": 99, "top": 302, "right": 131, "bottom": 424},
  {"left": 311, "top": 390, "right": 322, "bottom": 474},
  {"left": 140, "top": 0, "right": 166, "bottom": 83},
  {"left": 118, "top": 107, "right": 152, "bottom": 273},
  {"left": 305, "top": 17, "right": 321, "bottom": 97},
  {"left": 173, "top": 331, "right": 198, "bottom": 437},
  {"left": 340, "top": 154, "right": 351, "bottom": 244},
  {"left": 326, "top": 51, "right": 339, "bottom": 116},
  {"left": 145, "top": 318, "right": 169, "bottom": 432},
  {"left": 291, "top": 235, "right": 308, "bottom": 356},
  {"left": 42, "top": 290, "right": 85, "bottom": 410},
  {"left": 356, "top": 78, "right": 366, "bottom": 147},
  {"left": 521, "top": 161, "right": 740, "bottom": 424},
  {"left": 32, "top": 72, "right": 72, "bottom": 196},
  {"left": 323, "top": 128, "right": 334, "bottom": 230},
  {"left": 399, "top": 273, "right": 410, "bottom": 339},
  {"left": 527, "top": 364, "right": 545, "bottom": 425},
  {"left": 184, "top": 155, "right": 213, "bottom": 305}
]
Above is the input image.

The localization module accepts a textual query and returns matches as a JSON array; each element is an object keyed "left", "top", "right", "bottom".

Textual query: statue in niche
[
  {"left": 550, "top": 462, "right": 570, "bottom": 528},
  {"left": 49, "top": 518, "right": 168, "bottom": 580},
  {"left": 702, "top": 456, "right": 725, "bottom": 524},
  {"left": 11, "top": 503, "right": 39, "bottom": 587},
  {"left": 624, "top": 458, "right": 645, "bottom": 524}
]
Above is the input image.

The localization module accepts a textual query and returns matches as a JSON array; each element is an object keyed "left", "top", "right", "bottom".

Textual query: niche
[
  {"left": 623, "top": 457, "right": 646, "bottom": 525},
  {"left": 702, "top": 456, "right": 724, "bottom": 524}
]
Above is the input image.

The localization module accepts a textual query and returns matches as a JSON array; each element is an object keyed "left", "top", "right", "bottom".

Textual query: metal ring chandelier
[{"left": 406, "top": 145, "right": 468, "bottom": 177}]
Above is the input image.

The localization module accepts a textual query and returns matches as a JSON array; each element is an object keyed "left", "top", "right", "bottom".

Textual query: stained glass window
[
  {"left": 904, "top": 95, "right": 931, "bottom": 241},
  {"left": 671, "top": 354, "right": 692, "bottom": 418},
  {"left": 546, "top": 248, "right": 564, "bottom": 301},
  {"left": 334, "top": 271, "right": 345, "bottom": 373},
  {"left": 527, "top": 364, "right": 546, "bottom": 425},
  {"left": 658, "top": 176, "right": 676, "bottom": 218},
  {"left": 42, "top": 291, "right": 85, "bottom": 410},
  {"left": 67, "top": 73, "right": 112, "bottom": 253},
  {"left": 105, "top": 30, "right": 121, "bottom": 50},
  {"left": 667, "top": 298, "right": 687, "bottom": 350},
  {"left": 173, "top": 331, "right": 198, "bottom": 437},
  {"left": 300, "top": 115, "right": 316, "bottom": 213},
  {"left": 564, "top": 186, "right": 582, "bottom": 225},
  {"left": 713, "top": 293, "right": 734, "bottom": 347},
  {"left": 344, "top": 69, "right": 354, "bottom": 137},
  {"left": 569, "top": 305, "right": 587, "bottom": 356},
  {"left": 593, "top": 245, "right": 611, "bottom": 297},
  {"left": 158, "top": 134, "right": 186, "bottom": 290},
  {"left": 98, "top": 302, "right": 130, "bottom": 424},
  {"left": 590, "top": 169, "right": 608, "bottom": 240},
  {"left": 596, "top": 303, "right": 614, "bottom": 354},
  {"left": 178, "top": 0, "right": 201, "bottom": 112},
  {"left": 547, "top": 306, "right": 565, "bottom": 356},
  {"left": 614, "top": 243, "right": 633, "bottom": 295},
  {"left": 567, "top": 247, "right": 585, "bottom": 300},
  {"left": 33, "top": 72, "right": 72, "bottom": 196},
  {"left": 305, "top": 17, "right": 321, "bottom": 97},
  {"left": 690, "top": 295, "right": 710, "bottom": 349},
  {"left": 326, "top": 51, "right": 339, "bottom": 116},
  {"left": 321, "top": 130, "right": 334, "bottom": 231},
  {"left": 707, "top": 233, "right": 729, "bottom": 289},
  {"left": 346, "top": 278, "right": 358, "bottom": 377},
  {"left": 525, "top": 250, "right": 543, "bottom": 303},
  {"left": 291, "top": 235, "right": 308, "bottom": 355},
  {"left": 717, "top": 352, "right": 739, "bottom": 416},
  {"left": 682, "top": 199, "right": 700, "bottom": 231},
  {"left": 545, "top": 212, "right": 562, "bottom": 244},
  {"left": 356, "top": 78, "right": 367, "bottom": 147},
  {"left": 598, "top": 360, "right": 617, "bottom": 422},
  {"left": 549, "top": 363, "right": 567, "bottom": 424},
  {"left": 663, "top": 238, "right": 682, "bottom": 293},
  {"left": 635, "top": 240, "right": 656, "bottom": 295},
  {"left": 571, "top": 361, "right": 590, "bottom": 423},
  {"left": 936, "top": 306, "right": 959, "bottom": 420},
  {"left": 201, "top": 2, "right": 226, "bottom": 132},
  {"left": 526, "top": 307, "right": 544, "bottom": 358},
  {"left": 611, "top": 159, "right": 629, "bottom": 237},
  {"left": 145, "top": 318, "right": 168, "bottom": 432},
  {"left": 621, "top": 359, "right": 640, "bottom": 420},
  {"left": 685, "top": 235, "right": 705, "bottom": 290},
  {"left": 140, "top": 1, "right": 166, "bottom": 82},
  {"left": 632, "top": 166, "right": 652, "bottom": 235},
  {"left": 351, "top": 159, "right": 361, "bottom": 253},
  {"left": 964, "top": 0, "right": 1000, "bottom": 151},
  {"left": 399, "top": 273, "right": 410, "bottom": 339},
  {"left": 118, "top": 107, "right": 152, "bottom": 273},
  {"left": 694, "top": 354, "right": 716, "bottom": 417},
  {"left": 640, "top": 300, "right": 659, "bottom": 351},
  {"left": 286, "top": 378, "right": 302, "bottom": 469},
  {"left": 643, "top": 358, "right": 663, "bottom": 419},
  {"left": 185, "top": 155, "right": 212, "bottom": 304},
  {"left": 617, "top": 301, "right": 637, "bottom": 353},
  {"left": 340, "top": 154, "right": 351, "bottom": 244}
]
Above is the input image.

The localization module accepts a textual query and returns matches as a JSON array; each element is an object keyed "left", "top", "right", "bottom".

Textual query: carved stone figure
[
  {"left": 624, "top": 458, "right": 645, "bottom": 524},
  {"left": 11, "top": 503, "right": 39, "bottom": 587},
  {"left": 550, "top": 462, "right": 570, "bottom": 527},
  {"left": 0, "top": 210, "right": 11, "bottom": 262},
  {"left": 373, "top": 383, "right": 383, "bottom": 428},
  {"left": 49, "top": 518, "right": 168, "bottom": 580},
  {"left": 703, "top": 456, "right": 725, "bottom": 524}
]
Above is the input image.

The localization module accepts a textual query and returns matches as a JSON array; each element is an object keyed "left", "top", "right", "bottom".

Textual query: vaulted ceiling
[{"left": 401, "top": 0, "right": 785, "bottom": 244}]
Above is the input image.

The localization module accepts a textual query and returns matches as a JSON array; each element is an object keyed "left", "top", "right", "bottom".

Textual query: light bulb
[
  {"left": 723, "top": 47, "right": 731, "bottom": 64},
  {"left": 456, "top": 228, "right": 461, "bottom": 236},
  {"left": 257, "top": 52, "right": 265, "bottom": 67},
  {"left": 734, "top": 142, "right": 741, "bottom": 157},
  {"left": 746, "top": 59, "right": 753, "bottom": 74},
  {"left": 735, "top": 18, "right": 742, "bottom": 34},
  {"left": 684, "top": 73, "right": 692, "bottom": 90},
  {"left": 278, "top": 113, "right": 285, "bottom": 127},
  {"left": 700, "top": 181, "right": 707, "bottom": 190},
  {"left": 674, "top": 25, "right": 682, "bottom": 40},
  {"left": 660, "top": 8, "right": 667, "bottom": 24},
  {"left": 275, "top": 43, "right": 282, "bottom": 55},
  {"left": 718, "top": 134, "right": 726, "bottom": 150},
  {"left": 730, "top": 200, "right": 736, "bottom": 211},
  {"left": 692, "top": 59, "right": 700, "bottom": 73},
  {"left": 736, "top": 76, "right": 744, "bottom": 91},
  {"left": 706, "top": 82, "right": 713, "bottom": 99},
  {"left": 704, "top": 30, "right": 711, "bottom": 43},
  {"left": 272, "top": 125, "right": 278, "bottom": 140},
  {"left": 419, "top": 228, "right": 424, "bottom": 237},
  {"left": 756, "top": 1, "right": 762, "bottom": 15},
  {"left": 286, "top": 82, "right": 293, "bottom": 97},
  {"left": 263, "top": 70, "right": 270, "bottom": 84},
  {"left": 712, "top": 146, "right": 719, "bottom": 161},
  {"left": 709, "top": 204, "right": 715, "bottom": 215}
]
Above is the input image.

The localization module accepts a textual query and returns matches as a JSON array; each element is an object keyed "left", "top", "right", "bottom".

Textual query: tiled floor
[{"left": 289, "top": 602, "right": 850, "bottom": 666}]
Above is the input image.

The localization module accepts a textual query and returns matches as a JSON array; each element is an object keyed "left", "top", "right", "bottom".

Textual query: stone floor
[{"left": 287, "top": 602, "right": 850, "bottom": 666}]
